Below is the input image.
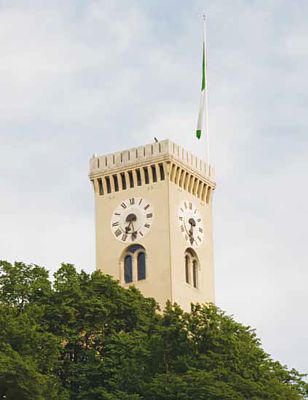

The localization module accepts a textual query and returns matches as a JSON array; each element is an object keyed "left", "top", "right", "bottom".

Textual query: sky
[{"left": 0, "top": 0, "right": 307, "bottom": 373}]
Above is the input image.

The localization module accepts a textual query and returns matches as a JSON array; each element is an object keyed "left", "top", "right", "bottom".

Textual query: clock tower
[{"left": 89, "top": 139, "right": 216, "bottom": 311}]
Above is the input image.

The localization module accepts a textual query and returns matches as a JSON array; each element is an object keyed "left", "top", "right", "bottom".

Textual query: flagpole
[{"left": 203, "top": 15, "right": 210, "bottom": 166}]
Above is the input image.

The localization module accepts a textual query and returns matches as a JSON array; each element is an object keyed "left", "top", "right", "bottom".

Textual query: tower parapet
[
  {"left": 89, "top": 139, "right": 214, "bottom": 181},
  {"left": 89, "top": 139, "right": 215, "bottom": 204}
]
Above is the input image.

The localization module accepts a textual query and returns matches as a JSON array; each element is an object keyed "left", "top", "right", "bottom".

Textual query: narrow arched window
[
  {"left": 122, "top": 244, "right": 146, "bottom": 284},
  {"left": 185, "top": 255, "right": 190, "bottom": 284},
  {"left": 137, "top": 252, "right": 146, "bottom": 280},
  {"left": 124, "top": 255, "right": 133, "bottom": 283},
  {"left": 185, "top": 248, "right": 199, "bottom": 289},
  {"left": 192, "top": 260, "right": 198, "bottom": 288}
]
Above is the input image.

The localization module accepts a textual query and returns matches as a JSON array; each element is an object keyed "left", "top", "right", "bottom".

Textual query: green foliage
[{"left": 0, "top": 260, "right": 307, "bottom": 400}]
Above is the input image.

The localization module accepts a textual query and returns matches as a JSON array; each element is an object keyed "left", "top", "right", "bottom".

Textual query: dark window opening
[
  {"left": 143, "top": 167, "right": 149, "bottom": 184},
  {"left": 136, "top": 169, "right": 142, "bottom": 186},
  {"left": 151, "top": 165, "right": 157, "bottom": 182},
  {"left": 159, "top": 163, "right": 165, "bottom": 181},
  {"left": 113, "top": 174, "right": 119, "bottom": 192},
  {"left": 105, "top": 176, "right": 111, "bottom": 194},
  {"left": 185, "top": 255, "right": 190, "bottom": 283},
  {"left": 137, "top": 252, "right": 146, "bottom": 280},
  {"left": 193, "top": 260, "right": 198, "bottom": 288},
  {"left": 98, "top": 178, "right": 104, "bottom": 195},
  {"left": 124, "top": 255, "right": 133, "bottom": 283},
  {"left": 128, "top": 171, "right": 134, "bottom": 188},
  {"left": 121, "top": 173, "right": 127, "bottom": 190}
]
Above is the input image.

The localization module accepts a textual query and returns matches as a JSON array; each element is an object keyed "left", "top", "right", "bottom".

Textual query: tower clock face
[
  {"left": 111, "top": 197, "right": 154, "bottom": 243},
  {"left": 178, "top": 200, "right": 204, "bottom": 248}
]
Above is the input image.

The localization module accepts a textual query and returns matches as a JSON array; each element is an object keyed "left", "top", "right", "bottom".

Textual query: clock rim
[
  {"left": 177, "top": 200, "right": 204, "bottom": 248},
  {"left": 110, "top": 196, "right": 154, "bottom": 244}
]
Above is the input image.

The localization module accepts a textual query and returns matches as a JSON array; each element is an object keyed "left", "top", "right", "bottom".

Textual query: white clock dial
[
  {"left": 178, "top": 200, "right": 204, "bottom": 248},
  {"left": 111, "top": 197, "right": 154, "bottom": 243}
]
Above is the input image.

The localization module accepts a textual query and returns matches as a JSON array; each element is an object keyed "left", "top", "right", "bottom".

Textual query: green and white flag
[{"left": 196, "top": 22, "right": 207, "bottom": 140}]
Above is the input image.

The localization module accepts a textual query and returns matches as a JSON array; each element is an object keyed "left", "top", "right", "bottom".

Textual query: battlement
[{"left": 89, "top": 139, "right": 214, "bottom": 181}]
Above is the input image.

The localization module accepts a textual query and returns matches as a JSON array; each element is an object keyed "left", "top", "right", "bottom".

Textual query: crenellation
[
  {"left": 106, "top": 154, "right": 112, "bottom": 167},
  {"left": 115, "top": 152, "right": 121, "bottom": 165},
  {"left": 89, "top": 139, "right": 214, "bottom": 182}
]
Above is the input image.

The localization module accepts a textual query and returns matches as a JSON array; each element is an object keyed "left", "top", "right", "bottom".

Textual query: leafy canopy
[{"left": 0, "top": 260, "right": 307, "bottom": 400}]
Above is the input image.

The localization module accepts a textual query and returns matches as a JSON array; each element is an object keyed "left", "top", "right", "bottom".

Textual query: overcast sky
[{"left": 0, "top": 0, "right": 307, "bottom": 373}]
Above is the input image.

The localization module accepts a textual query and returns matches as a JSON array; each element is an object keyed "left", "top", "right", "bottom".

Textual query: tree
[
  {"left": 0, "top": 260, "right": 307, "bottom": 399},
  {"left": 0, "top": 261, "right": 51, "bottom": 311},
  {"left": 142, "top": 304, "right": 308, "bottom": 399}
]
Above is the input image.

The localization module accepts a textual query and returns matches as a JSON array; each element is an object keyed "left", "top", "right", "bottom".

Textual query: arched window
[
  {"left": 121, "top": 244, "right": 146, "bottom": 284},
  {"left": 185, "top": 255, "right": 190, "bottom": 284},
  {"left": 184, "top": 248, "right": 199, "bottom": 289},
  {"left": 192, "top": 260, "right": 198, "bottom": 288},
  {"left": 124, "top": 255, "right": 133, "bottom": 283},
  {"left": 137, "top": 252, "right": 146, "bottom": 280}
]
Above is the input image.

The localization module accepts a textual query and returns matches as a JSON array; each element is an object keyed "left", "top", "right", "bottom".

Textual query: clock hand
[
  {"left": 188, "top": 218, "right": 196, "bottom": 239},
  {"left": 125, "top": 213, "right": 137, "bottom": 233},
  {"left": 131, "top": 221, "right": 138, "bottom": 240},
  {"left": 125, "top": 221, "right": 132, "bottom": 233}
]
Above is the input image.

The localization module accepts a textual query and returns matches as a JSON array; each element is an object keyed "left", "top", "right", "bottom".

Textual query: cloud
[{"left": 0, "top": 0, "right": 307, "bottom": 373}]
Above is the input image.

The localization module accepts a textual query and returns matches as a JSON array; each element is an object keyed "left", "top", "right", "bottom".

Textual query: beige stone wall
[
  {"left": 94, "top": 178, "right": 173, "bottom": 307},
  {"left": 89, "top": 139, "right": 215, "bottom": 312},
  {"left": 168, "top": 182, "right": 215, "bottom": 309}
]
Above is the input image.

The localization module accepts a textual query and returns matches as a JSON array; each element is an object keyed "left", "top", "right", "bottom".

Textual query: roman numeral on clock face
[
  {"left": 111, "top": 197, "right": 153, "bottom": 243},
  {"left": 178, "top": 200, "right": 203, "bottom": 248}
]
